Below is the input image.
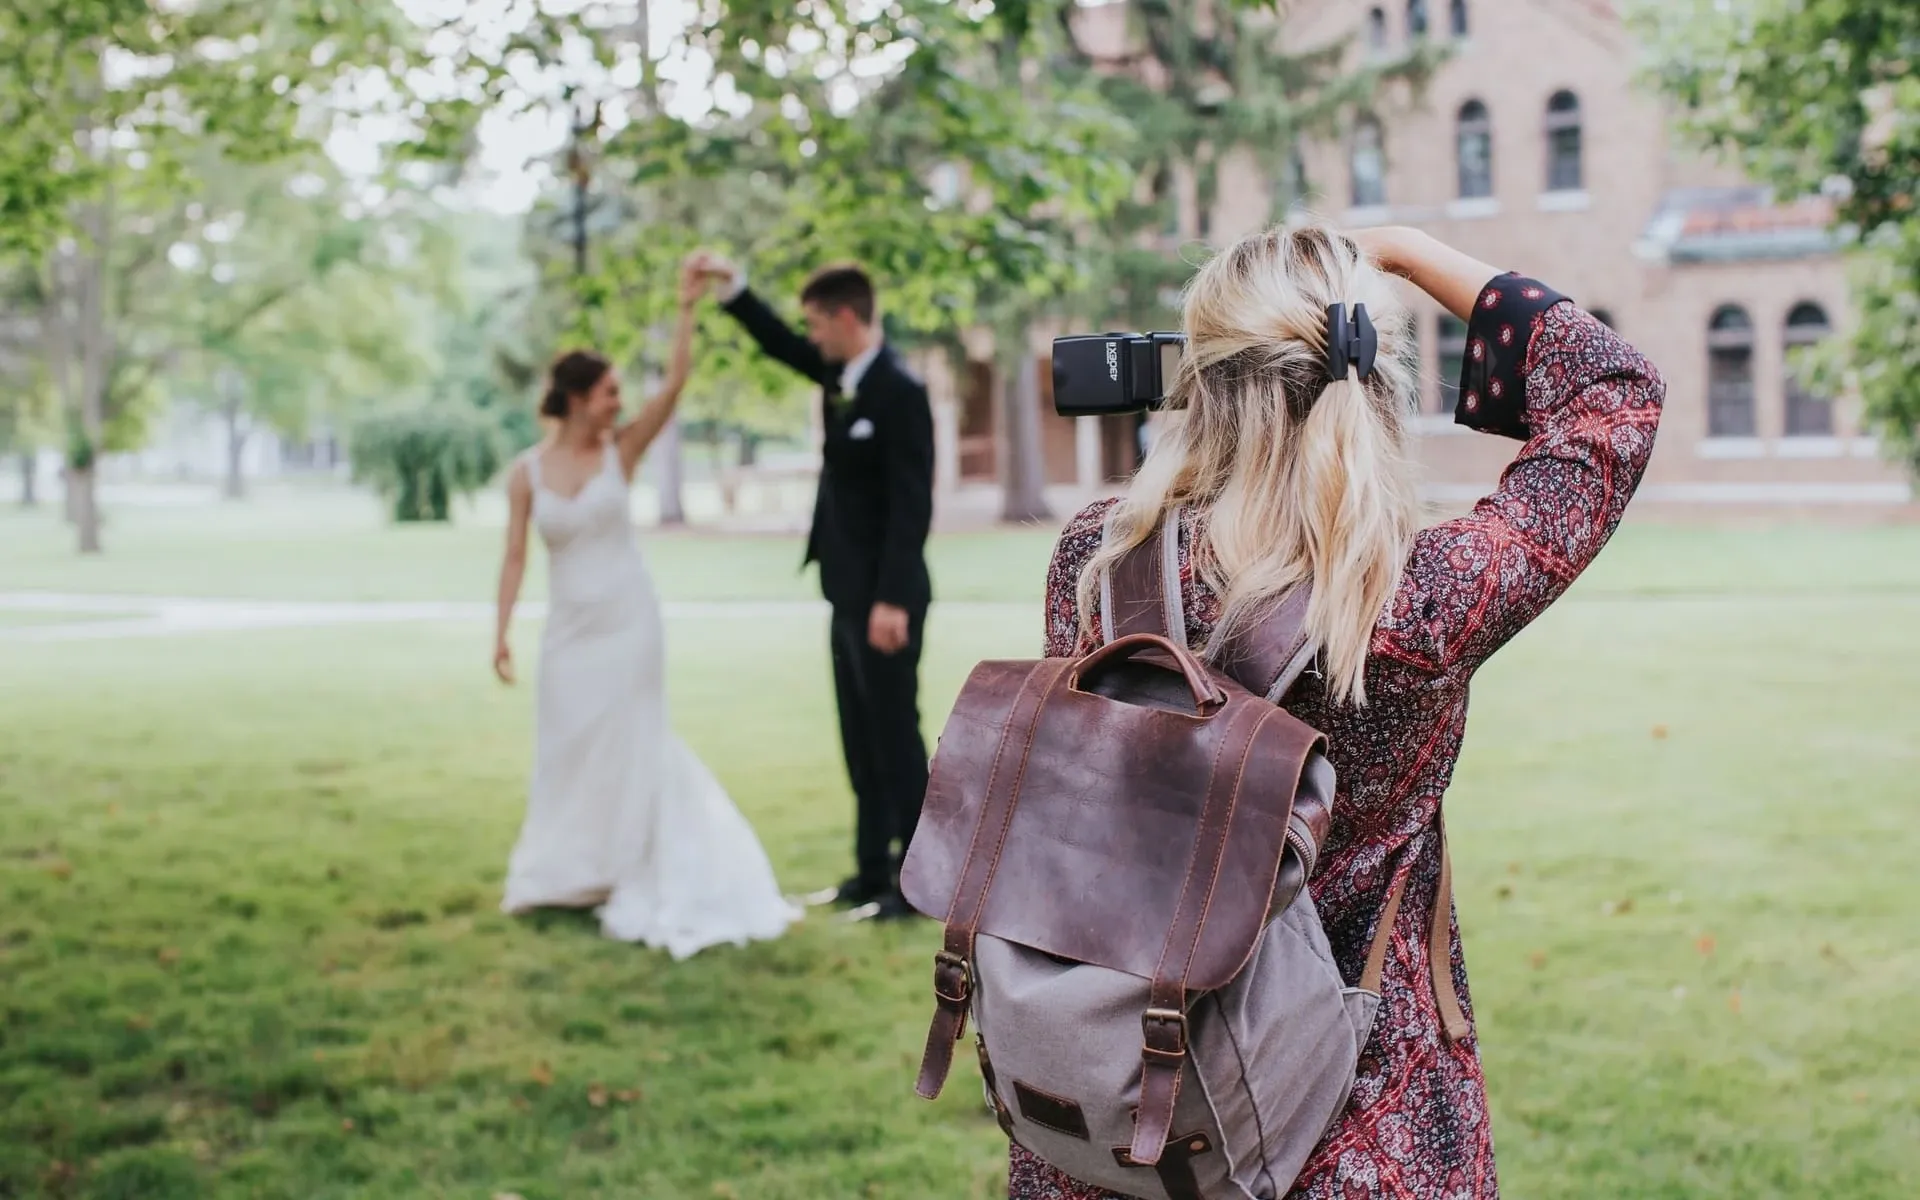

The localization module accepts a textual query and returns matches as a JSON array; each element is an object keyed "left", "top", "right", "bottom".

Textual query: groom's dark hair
[{"left": 800, "top": 264, "right": 876, "bottom": 325}]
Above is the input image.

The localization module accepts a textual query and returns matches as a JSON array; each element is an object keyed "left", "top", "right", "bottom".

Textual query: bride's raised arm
[{"left": 614, "top": 268, "right": 705, "bottom": 479}]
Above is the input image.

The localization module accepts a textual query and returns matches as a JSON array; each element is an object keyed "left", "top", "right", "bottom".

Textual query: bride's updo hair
[
  {"left": 542, "top": 349, "right": 612, "bottom": 419},
  {"left": 1078, "top": 222, "right": 1424, "bottom": 707}
]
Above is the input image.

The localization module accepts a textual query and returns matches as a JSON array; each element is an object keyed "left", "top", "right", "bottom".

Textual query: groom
[{"left": 691, "top": 251, "right": 933, "bottom": 922}]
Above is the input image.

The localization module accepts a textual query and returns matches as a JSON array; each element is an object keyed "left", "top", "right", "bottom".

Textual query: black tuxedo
[{"left": 722, "top": 286, "right": 933, "bottom": 892}]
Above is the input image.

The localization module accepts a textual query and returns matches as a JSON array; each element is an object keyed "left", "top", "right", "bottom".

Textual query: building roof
[{"left": 1638, "top": 187, "right": 1843, "bottom": 264}]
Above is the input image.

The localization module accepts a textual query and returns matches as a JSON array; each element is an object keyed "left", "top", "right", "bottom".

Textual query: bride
[{"left": 491, "top": 265, "right": 799, "bottom": 956}]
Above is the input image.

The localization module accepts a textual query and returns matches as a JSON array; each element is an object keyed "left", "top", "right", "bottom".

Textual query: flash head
[{"left": 1050, "top": 331, "right": 1186, "bottom": 417}]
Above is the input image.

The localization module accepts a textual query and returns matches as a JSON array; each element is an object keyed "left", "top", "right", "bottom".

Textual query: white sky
[{"left": 324, "top": 0, "right": 909, "bottom": 213}]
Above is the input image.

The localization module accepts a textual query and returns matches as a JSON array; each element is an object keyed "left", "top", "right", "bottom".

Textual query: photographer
[{"left": 1011, "top": 222, "right": 1664, "bottom": 1199}]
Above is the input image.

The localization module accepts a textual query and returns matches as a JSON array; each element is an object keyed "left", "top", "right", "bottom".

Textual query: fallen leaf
[
  {"left": 712, "top": 1185, "right": 739, "bottom": 1200},
  {"left": 1820, "top": 943, "right": 1838, "bottom": 960},
  {"left": 1727, "top": 991, "right": 1742, "bottom": 1014},
  {"left": 106, "top": 803, "right": 122, "bottom": 817},
  {"left": 1601, "top": 897, "right": 1635, "bottom": 916},
  {"left": 1507, "top": 862, "right": 1521, "bottom": 876},
  {"left": 126, "top": 1014, "right": 153, "bottom": 1031},
  {"left": 587, "top": 1084, "right": 608, "bottom": 1108},
  {"left": 1651, "top": 724, "right": 1669, "bottom": 740},
  {"left": 614, "top": 1089, "right": 640, "bottom": 1104},
  {"left": 157, "top": 947, "right": 180, "bottom": 967},
  {"left": 1853, "top": 1091, "right": 1868, "bottom": 1103},
  {"left": 1528, "top": 951, "right": 1547, "bottom": 970},
  {"left": 46, "top": 860, "right": 73, "bottom": 881},
  {"left": 341, "top": 1118, "right": 355, "bottom": 1132},
  {"left": 1695, "top": 935, "right": 1716, "bottom": 957},
  {"left": 313, "top": 1050, "right": 325, "bottom": 1063},
  {"left": 529, "top": 1061, "right": 554, "bottom": 1087}
]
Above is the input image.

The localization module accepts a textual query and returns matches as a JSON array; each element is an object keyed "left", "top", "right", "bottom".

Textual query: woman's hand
[
  {"left": 493, "top": 638, "right": 515, "bottom": 685},
  {"left": 680, "top": 258, "right": 712, "bottom": 308},
  {"left": 1347, "top": 225, "right": 1500, "bottom": 322},
  {"left": 1346, "top": 225, "right": 1423, "bottom": 280}
]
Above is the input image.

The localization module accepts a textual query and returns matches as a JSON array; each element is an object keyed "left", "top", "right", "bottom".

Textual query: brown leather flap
[{"left": 900, "top": 655, "right": 1325, "bottom": 991}]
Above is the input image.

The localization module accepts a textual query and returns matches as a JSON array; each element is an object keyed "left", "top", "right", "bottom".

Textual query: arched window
[
  {"left": 1437, "top": 314, "right": 1469, "bottom": 411},
  {"left": 1707, "top": 305, "right": 1756, "bottom": 438},
  {"left": 1407, "top": 0, "right": 1429, "bottom": 38},
  {"left": 1351, "top": 116, "right": 1386, "bottom": 208},
  {"left": 1545, "top": 90, "right": 1583, "bottom": 192},
  {"left": 1456, "top": 100, "right": 1493, "bottom": 199},
  {"left": 1783, "top": 302, "right": 1834, "bottom": 436},
  {"left": 1449, "top": 0, "right": 1469, "bottom": 37},
  {"left": 1366, "top": 7, "right": 1388, "bottom": 51}
]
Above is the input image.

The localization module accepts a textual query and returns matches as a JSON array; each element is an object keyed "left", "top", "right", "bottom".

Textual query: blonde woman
[{"left": 1012, "top": 223, "right": 1664, "bottom": 1198}]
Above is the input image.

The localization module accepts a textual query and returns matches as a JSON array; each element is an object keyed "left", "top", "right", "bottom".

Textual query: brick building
[{"left": 921, "top": 0, "right": 1913, "bottom": 521}]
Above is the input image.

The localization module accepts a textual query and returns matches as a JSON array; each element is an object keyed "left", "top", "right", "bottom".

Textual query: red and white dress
[{"left": 1009, "top": 277, "right": 1665, "bottom": 1200}]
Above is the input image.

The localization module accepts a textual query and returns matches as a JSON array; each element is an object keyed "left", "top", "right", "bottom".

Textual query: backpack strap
[
  {"left": 914, "top": 657, "right": 1078, "bottom": 1102},
  {"left": 1130, "top": 696, "right": 1278, "bottom": 1166},
  {"left": 1100, "top": 507, "right": 1185, "bottom": 644},
  {"left": 1358, "top": 820, "right": 1471, "bottom": 1044},
  {"left": 1214, "top": 586, "right": 1317, "bottom": 702},
  {"left": 1104, "top": 506, "right": 1315, "bottom": 700}
]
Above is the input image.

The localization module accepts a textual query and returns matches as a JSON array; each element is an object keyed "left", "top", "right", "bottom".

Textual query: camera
[{"left": 1050, "top": 332, "right": 1186, "bottom": 417}]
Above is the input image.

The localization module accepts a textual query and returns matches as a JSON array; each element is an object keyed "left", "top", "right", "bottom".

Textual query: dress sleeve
[
  {"left": 1383, "top": 275, "right": 1665, "bottom": 678},
  {"left": 1043, "top": 500, "right": 1117, "bottom": 657}
]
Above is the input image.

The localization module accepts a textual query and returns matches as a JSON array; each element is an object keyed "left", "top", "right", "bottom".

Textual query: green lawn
[{"left": 2, "top": 499, "right": 1918, "bottom": 1198}]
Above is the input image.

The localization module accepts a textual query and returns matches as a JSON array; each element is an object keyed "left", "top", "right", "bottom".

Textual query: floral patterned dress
[{"left": 1008, "top": 277, "right": 1666, "bottom": 1200}]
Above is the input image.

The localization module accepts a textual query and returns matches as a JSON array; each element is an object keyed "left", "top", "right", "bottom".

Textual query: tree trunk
[
  {"left": 737, "top": 432, "right": 759, "bottom": 467},
  {"left": 18, "top": 450, "right": 35, "bottom": 506},
  {"left": 69, "top": 463, "right": 102, "bottom": 553},
  {"left": 656, "top": 414, "right": 687, "bottom": 526},
  {"left": 999, "top": 347, "right": 1052, "bottom": 524},
  {"left": 223, "top": 394, "right": 248, "bottom": 501}
]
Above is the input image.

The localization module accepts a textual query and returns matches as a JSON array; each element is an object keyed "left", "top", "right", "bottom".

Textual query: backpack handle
[{"left": 1069, "top": 633, "right": 1227, "bottom": 714}]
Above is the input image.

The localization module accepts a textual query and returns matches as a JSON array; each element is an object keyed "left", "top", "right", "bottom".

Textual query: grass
[{"left": 1, "top": 492, "right": 1918, "bottom": 1197}]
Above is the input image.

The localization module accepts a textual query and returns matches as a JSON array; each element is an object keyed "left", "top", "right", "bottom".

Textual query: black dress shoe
[
  {"left": 872, "top": 890, "right": 922, "bottom": 922},
  {"left": 833, "top": 876, "right": 888, "bottom": 907}
]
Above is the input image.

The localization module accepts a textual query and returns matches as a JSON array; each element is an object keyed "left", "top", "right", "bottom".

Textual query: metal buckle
[
  {"left": 933, "top": 951, "right": 972, "bottom": 1006},
  {"left": 1141, "top": 1007, "right": 1188, "bottom": 1058}
]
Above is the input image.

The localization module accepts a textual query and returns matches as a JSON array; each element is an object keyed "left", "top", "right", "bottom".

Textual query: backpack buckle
[
  {"left": 1141, "top": 1007, "right": 1188, "bottom": 1059},
  {"left": 933, "top": 951, "right": 972, "bottom": 1006}
]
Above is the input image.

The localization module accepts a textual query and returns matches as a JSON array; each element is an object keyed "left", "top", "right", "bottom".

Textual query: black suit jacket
[{"left": 722, "top": 287, "right": 934, "bottom": 614}]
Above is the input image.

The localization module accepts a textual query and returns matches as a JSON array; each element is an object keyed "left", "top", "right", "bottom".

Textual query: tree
[
  {"left": 350, "top": 406, "right": 505, "bottom": 523},
  {"left": 1644, "top": 0, "right": 1920, "bottom": 473},
  {"left": 0, "top": 0, "right": 503, "bottom": 551},
  {"left": 169, "top": 161, "right": 446, "bottom": 499}
]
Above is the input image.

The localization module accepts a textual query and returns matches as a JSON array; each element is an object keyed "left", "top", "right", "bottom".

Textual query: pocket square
[{"left": 848, "top": 418, "right": 875, "bottom": 440}]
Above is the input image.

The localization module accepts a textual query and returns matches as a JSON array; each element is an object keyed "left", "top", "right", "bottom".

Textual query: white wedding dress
[{"left": 501, "top": 440, "right": 800, "bottom": 956}]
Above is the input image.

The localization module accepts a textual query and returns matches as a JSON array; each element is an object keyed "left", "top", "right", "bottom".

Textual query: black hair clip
[{"left": 1324, "top": 303, "right": 1379, "bottom": 381}]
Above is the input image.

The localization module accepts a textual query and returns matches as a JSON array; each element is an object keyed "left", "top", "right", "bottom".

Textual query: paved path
[{"left": 0, "top": 592, "right": 1032, "bottom": 643}]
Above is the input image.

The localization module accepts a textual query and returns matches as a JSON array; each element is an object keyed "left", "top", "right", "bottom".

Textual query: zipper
[{"left": 1285, "top": 821, "right": 1317, "bottom": 879}]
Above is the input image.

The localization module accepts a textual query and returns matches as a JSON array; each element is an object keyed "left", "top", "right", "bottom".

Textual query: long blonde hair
[{"left": 1077, "top": 223, "right": 1423, "bottom": 706}]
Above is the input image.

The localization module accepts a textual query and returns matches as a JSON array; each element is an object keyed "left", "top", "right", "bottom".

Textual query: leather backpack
[{"left": 900, "top": 509, "right": 1465, "bottom": 1199}]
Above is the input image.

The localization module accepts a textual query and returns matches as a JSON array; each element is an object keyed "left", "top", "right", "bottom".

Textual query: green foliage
[
  {"left": 348, "top": 406, "right": 505, "bottom": 524},
  {"left": 1643, "top": 0, "right": 1920, "bottom": 470}
]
